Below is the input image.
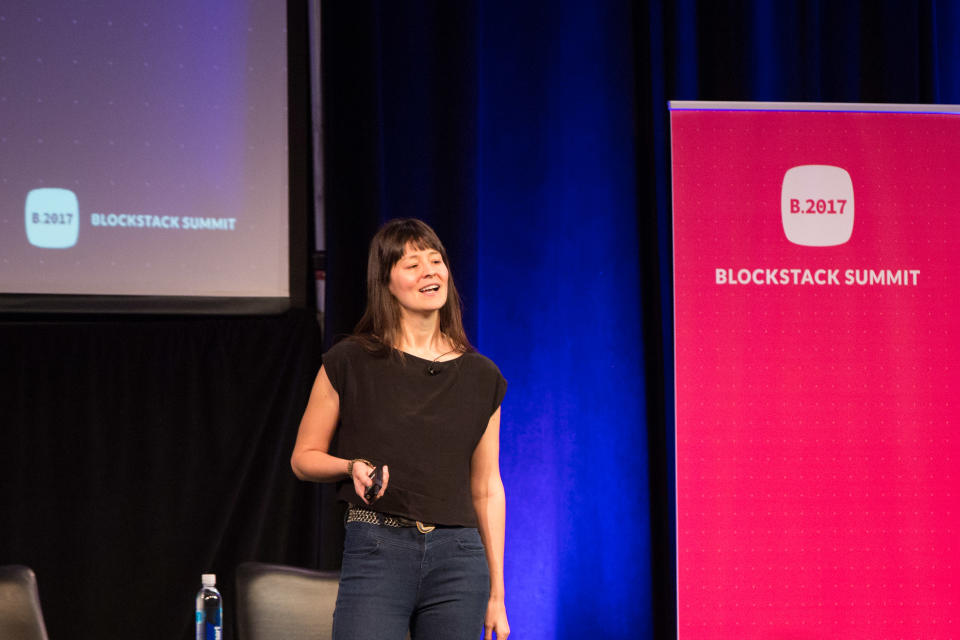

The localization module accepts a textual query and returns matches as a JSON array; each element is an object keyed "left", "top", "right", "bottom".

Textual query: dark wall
[{"left": 0, "top": 312, "right": 325, "bottom": 640}]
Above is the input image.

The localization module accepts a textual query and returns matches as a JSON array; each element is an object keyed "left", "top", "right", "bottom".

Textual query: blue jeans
[{"left": 333, "top": 521, "right": 490, "bottom": 640}]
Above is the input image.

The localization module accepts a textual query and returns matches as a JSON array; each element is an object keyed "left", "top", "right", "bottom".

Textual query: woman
[{"left": 291, "top": 218, "right": 510, "bottom": 640}]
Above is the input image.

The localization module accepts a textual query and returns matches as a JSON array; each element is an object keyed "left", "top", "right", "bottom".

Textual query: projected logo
[
  {"left": 781, "top": 165, "right": 854, "bottom": 246},
  {"left": 25, "top": 188, "right": 80, "bottom": 249}
]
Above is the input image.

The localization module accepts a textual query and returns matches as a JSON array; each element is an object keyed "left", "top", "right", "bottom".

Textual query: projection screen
[{"left": 0, "top": 0, "right": 289, "bottom": 313}]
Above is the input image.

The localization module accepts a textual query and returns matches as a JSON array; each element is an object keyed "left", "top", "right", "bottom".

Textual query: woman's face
[{"left": 388, "top": 242, "right": 449, "bottom": 315}]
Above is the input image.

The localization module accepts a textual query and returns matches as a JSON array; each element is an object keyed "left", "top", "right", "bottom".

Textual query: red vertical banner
[{"left": 671, "top": 103, "right": 960, "bottom": 639}]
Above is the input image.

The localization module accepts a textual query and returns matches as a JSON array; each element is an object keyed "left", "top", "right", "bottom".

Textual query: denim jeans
[{"left": 333, "top": 520, "right": 490, "bottom": 640}]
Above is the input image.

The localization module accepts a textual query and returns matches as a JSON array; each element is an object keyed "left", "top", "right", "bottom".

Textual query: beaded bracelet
[{"left": 347, "top": 458, "right": 373, "bottom": 478}]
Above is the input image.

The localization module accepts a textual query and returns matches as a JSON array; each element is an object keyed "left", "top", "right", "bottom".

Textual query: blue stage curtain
[
  {"left": 323, "top": 3, "right": 650, "bottom": 637},
  {"left": 474, "top": 2, "right": 650, "bottom": 638},
  {"left": 322, "top": 1, "right": 960, "bottom": 638}
]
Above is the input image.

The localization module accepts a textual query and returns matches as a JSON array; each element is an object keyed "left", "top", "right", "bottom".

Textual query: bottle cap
[{"left": 202, "top": 574, "right": 216, "bottom": 587}]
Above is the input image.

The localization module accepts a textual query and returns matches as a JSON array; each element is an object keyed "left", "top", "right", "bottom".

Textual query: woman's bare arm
[
  {"left": 471, "top": 407, "right": 510, "bottom": 639},
  {"left": 291, "top": 365, "right": 387, "bottom": 501}
]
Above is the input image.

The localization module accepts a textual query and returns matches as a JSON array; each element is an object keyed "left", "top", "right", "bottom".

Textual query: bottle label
[
  {"left": 205, "top": 621, "right": 221, "bottom": 640},
  {"left": 196, "top": 612, "right": 221, "bottom": 639}
]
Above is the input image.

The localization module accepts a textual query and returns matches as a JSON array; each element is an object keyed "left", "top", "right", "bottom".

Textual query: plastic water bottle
[{"left": 195, "top": 573, "right": 223, "bottom": 640}]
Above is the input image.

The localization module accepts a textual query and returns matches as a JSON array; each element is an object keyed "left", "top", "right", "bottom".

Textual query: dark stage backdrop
[
  {"left": 5, "top": 2, "right": 960, "bottom": 639},
  {"left": 0, "top": 311, "right": 326, "bottom": 640}
]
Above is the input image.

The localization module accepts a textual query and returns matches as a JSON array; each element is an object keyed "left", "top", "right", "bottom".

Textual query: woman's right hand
[{"left": 351, "top": 460, "right": 390, "bottom": 504}]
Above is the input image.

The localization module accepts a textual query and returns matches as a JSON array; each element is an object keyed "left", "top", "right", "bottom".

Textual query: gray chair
[
  {"left": 0, "top": 565, "right": 50, "bottom": 640},
  {"left": 235, "top": 562, "right": 341, "bottom": 640}
]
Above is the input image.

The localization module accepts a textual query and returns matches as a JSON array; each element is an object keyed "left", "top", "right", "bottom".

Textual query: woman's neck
[{"left": 396, "top": 311, "right": 451, "bottom": 358}]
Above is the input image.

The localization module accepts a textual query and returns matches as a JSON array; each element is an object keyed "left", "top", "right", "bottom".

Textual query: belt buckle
[{"left": 416, "top": 521, "right": 435, "bottom": 534}]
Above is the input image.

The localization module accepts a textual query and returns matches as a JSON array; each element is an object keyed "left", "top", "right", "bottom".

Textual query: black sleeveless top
[{"left": 323, "top": 339, "right": 507, "bottom": 527}]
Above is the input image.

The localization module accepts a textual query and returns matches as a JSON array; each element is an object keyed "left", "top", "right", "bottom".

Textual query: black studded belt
[{"left": 346, "top": 503, "right": 438, "bottom": 533}]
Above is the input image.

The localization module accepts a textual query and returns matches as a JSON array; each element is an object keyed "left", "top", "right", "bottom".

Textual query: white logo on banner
[{"left": 781, "top": 165, "right": 854, "bottom": 246}]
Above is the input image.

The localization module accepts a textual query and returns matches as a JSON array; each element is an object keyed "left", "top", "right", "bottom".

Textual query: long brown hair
[{"left": 352, "top": 218, "right": 473, "bottom": 355}]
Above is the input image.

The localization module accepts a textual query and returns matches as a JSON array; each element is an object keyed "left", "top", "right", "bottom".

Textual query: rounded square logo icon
[
  {"left": 25, "top": 188, "right": 80, "bottom": 249},
  {"left": 781, "top": 165, "right": 854, "bottom": 246}
]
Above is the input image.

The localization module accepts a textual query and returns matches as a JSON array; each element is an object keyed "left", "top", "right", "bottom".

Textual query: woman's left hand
[
  {"left": 484, "top": 597, "right": 509, "bottom": 639},
  {"left": 351, "top": 461, "right": 390, "bottom": 504}
]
